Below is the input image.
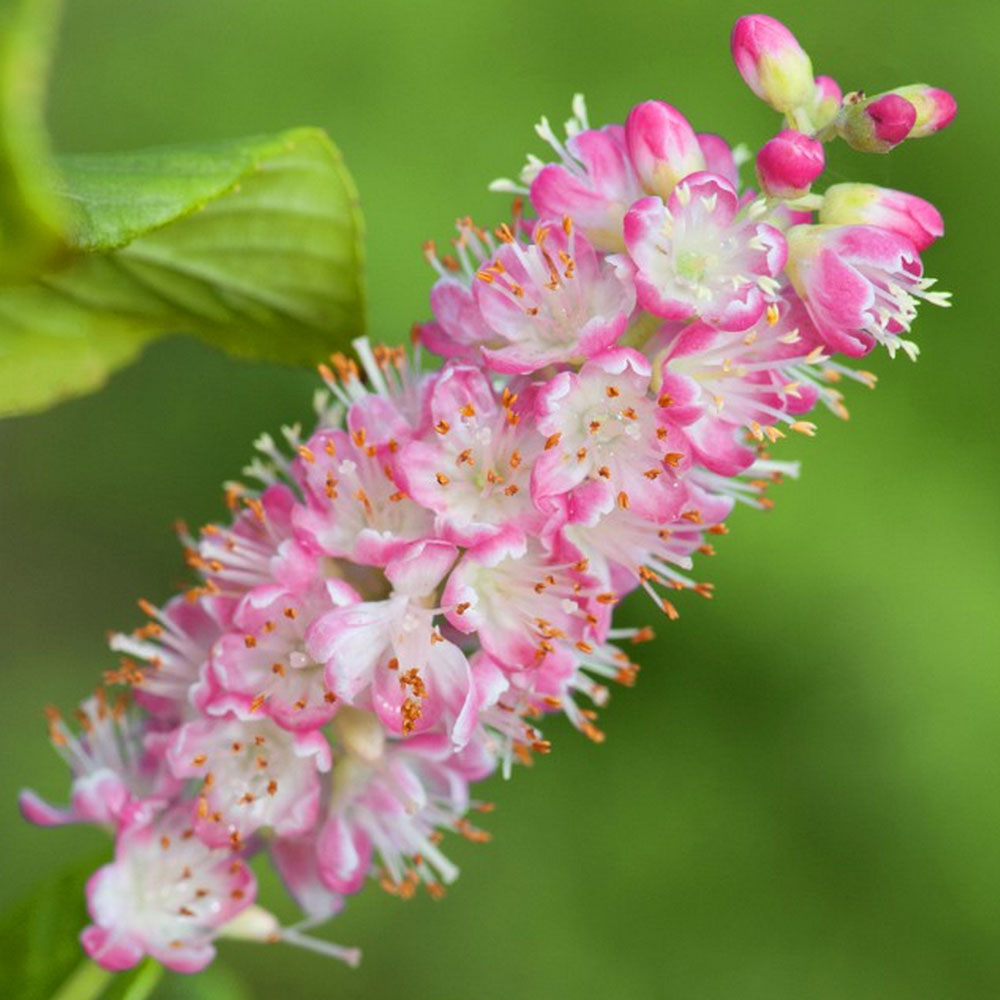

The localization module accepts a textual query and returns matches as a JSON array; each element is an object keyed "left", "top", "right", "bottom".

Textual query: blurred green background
[{"left": 2, "top": 1, "right": 998, "bottom": 997}]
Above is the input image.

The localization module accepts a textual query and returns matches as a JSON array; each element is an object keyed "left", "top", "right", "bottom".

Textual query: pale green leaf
[
  {"left": 0, "top": 0, "right": 68, "bottom": 280},
  {"left": 0, "top": 128, "right": 367, "bottom": 416}
]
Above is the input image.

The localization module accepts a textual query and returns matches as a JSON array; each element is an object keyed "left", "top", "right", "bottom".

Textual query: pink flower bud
[
  {"left": 755, "top": 130, "right": 825, "bottom": 199},
  {"left": 890, "top": 85, "right": 957, "bottom": 138},
  {"left": 837, "top": 92, "right": 917, "bottom": 153},
  {"left": 811, "top": 75, "right": 842, "bottom": 130},
  {"left": 820, "top": 183, "right": 943, "bottom": 251},
  {"left": 625, "top": 100, "right": 705, "bottom": 199},
  {"left": 730, "top": 15, "right": 816, "bottom": 113}
]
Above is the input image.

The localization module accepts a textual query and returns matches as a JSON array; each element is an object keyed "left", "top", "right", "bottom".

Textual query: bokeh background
[{"left": 2, "top": 1, "right": 999, "bottom": 997}]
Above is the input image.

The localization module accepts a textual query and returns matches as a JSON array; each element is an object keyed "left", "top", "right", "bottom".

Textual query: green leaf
[
  {"left": 0, "top": 128, "right": 367, "bottom": 417},
  {"left": 0, "top": 0, "right": 69, "bottom": 280},
  {"left": 0, "top": 852, "right": 107, "bottom": 1000}
]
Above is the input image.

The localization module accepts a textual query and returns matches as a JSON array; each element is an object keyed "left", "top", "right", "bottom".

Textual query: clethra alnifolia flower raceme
[{"left": 23, "top": 14, "right": 955, "bottom": 974}]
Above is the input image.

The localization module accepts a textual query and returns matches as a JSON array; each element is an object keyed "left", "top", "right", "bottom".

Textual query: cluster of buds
[{"left": 22, "top": 15, "right": 953, "bottom": 974}]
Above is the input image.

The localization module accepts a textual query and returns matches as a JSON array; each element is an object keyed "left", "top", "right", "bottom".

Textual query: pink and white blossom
[
  {"left": 810, "top": 75, "right": 843, "bottom": 130},
  {"left": 696, "top": 133, "right": 740, "bottom": 186},
  {"left": 167, "top": 714, "right": 331, "bottom": 848},
  {"left": 397, "top": 364, "right": 543, "bottom": 545},
  {"left": 786, "top": 223, "right": 950, "bottom": 359},
  {"left": 528, "top": 124, "right": 642, "bottom": 252},
  {"left": 184, "top": 484, "right": 316, "bottom": 604},
  {"left": 624, "top": 172, "right": 787, "bottom": 330},
  {"left": 315, "top": 710, "right": 495, "bottom": 896},
  {"left": 20, "top": 692, "right": 178, "bottom": 828},
  {"left": 532, "top": 348, "right": 690, "bottom": 519},
  {"left": 498, "top": 96, "right": 644, "bottom": 252},
  {"left": 442, "top": 530, "right": 605, "bottom": 667},
  {"left": 291, "top": 427, "right": 433, "bottom": 567},
  {"left": 654, "top": 298, "right": 828, "bottom": 472},
  {"left": 208, "top": 582, "right": 357, "bottom": 732},
  {"left": 309, "top": 541, "right": 478, "bottom": 745},
  {"left": 108, "top": 595, "right": 227, "bottom": 722},
  {"left": 472, "top": 218, "right": 635, "bottom": 374},
  {"left": 81, "top": 803, "right": 256, "bottom": 973}
]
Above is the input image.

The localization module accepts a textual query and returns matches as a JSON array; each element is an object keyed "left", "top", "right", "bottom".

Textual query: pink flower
[
  {"left": 108, "top": 595, "right": 227, "bottom": 722},
  {"left": 309, "top": 541, "right": 478, "bottom": 745},
  {"left": 81, "top": 802, "right": 255, "bottom": 973},
  {"left": 314, "top": 711, "right": 495, "bottom": 896},
  {"left": 320, "top": 339, "right": 433, "bottom": 448},
  {"left": 786, "top": 224, "right": 951, "bottom": 359},
  {"left": 655, "top": 300, "right": 826, "bottom": 473},
  {"left": 270, "top": 833, "right": 348, "bottom": 920},
  {"left": 396, "top": 364, "right": 542, "bottom": 545},
  {"left": 810, "top": 75, "right": 843, "bottom": 129},
  {"left": 623, "top": 172, "right": 787, "bottom": 330},
  {"left": 730, "top": 14, "right": 816, "bottom": 113},
  {"left": 442, "top": 530, "right": 604, "bottom": 667},
  {"left": 755, "top": 130, "right": 825, "bottom": 199},
  {"left": 497, "top": 633, "right": 636, "bottom": 742},
  {"left": 208, "top": 582, "right": 357, "bottom": 732},
  {"left": 19, "top": 692, "right": 178, "bottom": 828},
  {"left": 291, "top": 427, "right": 433, "bottom": 567},
  {"left": 531, "top": 349, "right": 690, "bottom": 520},
  {"left": 185, "top": 484, "right": 317, "bottom": 604},
  {"left": 820, "top": 183, "right": 943, "bottom": 251},
  {"left": 530, "top": 123, "right": 643, "bottom": 252},
  {"left": 498, "top": 96, "right": 643, "bottom": 252},
  {"left": 420, "top": 218, "right": 505, "bottom": 363},
  {"left": 167, "top": 714, "right": 331, "bottom": 848},
  {"left": 472, "top": 217, "right": 635, "bottom": 374},
  {"left": 557, "top": 479, "right": 732, "bottom": 616}
]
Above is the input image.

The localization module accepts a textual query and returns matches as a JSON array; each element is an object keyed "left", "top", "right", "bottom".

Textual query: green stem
[
  {"left": 50, "top": 957, "right": 165, "bottom": 1000},
  {"left": 116, "top": 959, "right": 165, "bottom": 1000},
  {"left": 619, "top": 310, "right": 664, "bottom": 351},
  {"left": 50, "top": 960, "right": 112, "bottom": 1000}
]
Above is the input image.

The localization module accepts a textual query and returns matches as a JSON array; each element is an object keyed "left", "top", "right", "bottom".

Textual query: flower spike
[{"left": 23, "top": 14, "right": 954, "bottom": 976}]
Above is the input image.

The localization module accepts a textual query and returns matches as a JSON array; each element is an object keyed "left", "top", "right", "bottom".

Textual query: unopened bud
[
  {"left": 730, "top": 15, "right": 816, "bottom": 113},
  {"left": 755, "top": 130, "right": 825, "bottom": 199},
  {"left": 837, "top": 92, "right": 916, "bottom": 153},
  {"left": 811, "top": 75, "right": 842, "bottom": 130},
  {"left": 889, "top": 84, "right": 957, "bottom": 138},
  {"left": 820, "top": 183, "right": 943, "bottom": 251},
  {"left": 220, "top": 905, "right": 281, "bottom": 942},
  {"left": 625, "top": 101, "right": 705, "bottom": 199}
]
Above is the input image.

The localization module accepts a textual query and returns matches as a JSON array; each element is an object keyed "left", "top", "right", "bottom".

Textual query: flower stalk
[{"left": 21, "top": 13, "right": 955, "bottom": 977}]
